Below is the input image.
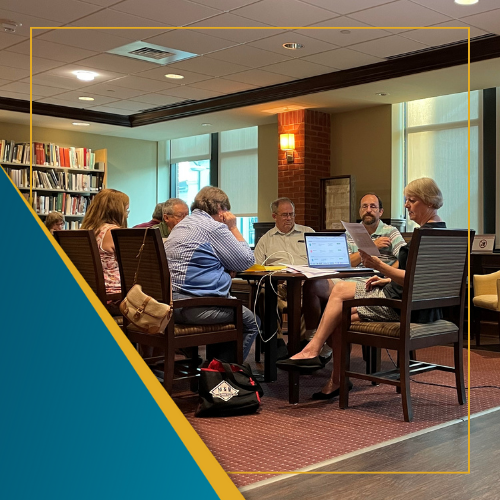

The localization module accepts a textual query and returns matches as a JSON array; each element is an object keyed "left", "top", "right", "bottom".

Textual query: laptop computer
[{"left": 304, "top": 232, "right": 374, "bottom": 272}]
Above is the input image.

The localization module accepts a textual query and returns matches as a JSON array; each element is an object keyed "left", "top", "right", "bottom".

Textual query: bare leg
[
  {"left": 320, "top": 312, "right": 360, "bottom": 395},
  {"left": 302, "top": 279, "right": 335, "bottom": 330},
  {"left": 290, "top": 281, "right": 357, "bottom": 360}
]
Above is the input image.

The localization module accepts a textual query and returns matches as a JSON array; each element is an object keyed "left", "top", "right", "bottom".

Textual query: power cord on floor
[{"left": 384, "top": 348, "right": 500, "bottom": 391}]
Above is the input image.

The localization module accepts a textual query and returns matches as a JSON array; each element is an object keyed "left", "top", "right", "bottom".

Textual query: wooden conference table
[{"left": 237, "top": 268, "right": 375, "bottom": 404}]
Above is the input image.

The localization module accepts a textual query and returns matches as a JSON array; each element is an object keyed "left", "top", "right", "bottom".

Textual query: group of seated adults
[{"left": 75, "top": 177, "right": 445, "bottom": 401}]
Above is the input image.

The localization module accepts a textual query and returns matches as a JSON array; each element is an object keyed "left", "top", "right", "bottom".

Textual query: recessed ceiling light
[
  {"left": 78, "top": 96, "right": 94, "bottom": 101},
  {"left": 72, "top": 122, "right": 90, "bottom": 126},
  {"left": 201, "top": 123, "right": 212, "bottom": 127},
  {"left": 73, "top": 70, "right": 98, "bottom": 81},
  {"left": 283, "top": 43, "right": 304, "bottom": 50},
  {"left": 454, "top": 0, "right": 478, "bottom": 5},
  {"left": 376, "top": 92, "right": 390, "bottom": 96},
  {"left": 340, "top": 30, "right": 351, "bottom": 35},
  {"left": 165, "top": 73, "right": 184, "bottom": 79}
]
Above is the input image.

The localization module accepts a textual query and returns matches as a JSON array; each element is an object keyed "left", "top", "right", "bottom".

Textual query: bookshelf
[{"left": 0, "top": 140, "right": 107, "bottom": 230}]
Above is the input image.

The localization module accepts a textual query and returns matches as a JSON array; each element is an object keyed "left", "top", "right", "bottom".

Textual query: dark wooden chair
[
  {"left": 112, "top": 228, "right": 243, "bottom": 394},
  {"left": 339, "top": 228, "right": 470, "bottom": 422},
  {"left": 54, "top": 229, "right": 122, "bottom": 321}
]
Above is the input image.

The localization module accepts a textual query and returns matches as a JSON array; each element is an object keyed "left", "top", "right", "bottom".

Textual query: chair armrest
[
  {"left": 173, "top": 297, "right": 243, "bottom": 309},
  {"left": 473, "top": 272, "right": 500, "bottom": 296},
  {"left": 342, "top": 297, "right": 403, "bottom": 311}
]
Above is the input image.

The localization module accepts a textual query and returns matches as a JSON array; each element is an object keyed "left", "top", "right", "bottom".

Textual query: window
[
  {"left": 402, "top": 91, "right": 481, "bottom": 232},
  {"left": 219, "top": 127, "right": 258, "bottom": 246}
]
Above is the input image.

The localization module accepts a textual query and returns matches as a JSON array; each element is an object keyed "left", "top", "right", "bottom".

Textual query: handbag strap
[{"left": 132, "top": 228, "right": 149, "bottom": 287}]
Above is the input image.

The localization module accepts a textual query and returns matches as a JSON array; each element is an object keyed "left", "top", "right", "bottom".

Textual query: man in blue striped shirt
[{"left": 165, "top": 186, "right": 259, "bottom": 362}]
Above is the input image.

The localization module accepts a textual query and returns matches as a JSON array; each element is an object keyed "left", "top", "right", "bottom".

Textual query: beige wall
[
  {"left": 258, "top": 122, "right": 278, "bottom": 221},
  {"left": 330, "top": 105, "right": 392, "bottom": 216},
  {"left": 0, "top": 122, "right": 158, "bottom": 226}
]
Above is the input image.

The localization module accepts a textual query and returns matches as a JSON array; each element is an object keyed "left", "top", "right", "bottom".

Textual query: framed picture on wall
[{"left": 320, "top": 175, "right": 357, "bottom": 230}]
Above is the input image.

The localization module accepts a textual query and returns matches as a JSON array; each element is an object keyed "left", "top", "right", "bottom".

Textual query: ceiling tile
[
  {"left": 190, "top": 78, "right": 258, "bottom": 92},
  {"left": 38, "top": 29, "right": 132, "bottom": 53},
  {"left": 105, "top": 75, "right": 180, "bottom": 93},
  {"left": 0, "top": 90, "right": 44, "bottom": 100},
  {"left": 43, "top": 90, "right": 120, "bottom": 106},
  {"left": 350, "top": 34, "right": 429, "bottom": 58},
  {"left": 205, "top": 45, "right": 291, "bottom": 67},
  {"left": 295, "top": 18, "right": 390, "bottom": 46},
  {"left": 460, "top": 10, "right": 500, "bottom": 36},
  {"left": 67, "top": 9, "right": 172, "bottom": 40},
  {"left": 166, "top": 55, "right": 251, "bottom": 76},
  {"left": 86, "top": 105, "right": 132, "bottom": 115},
  {"left": 0, "top": 51, "right": 65, "bottom": 73},
  {"left": 35, "top": 96, "right": 102, "bottom": 108},
  {"left": 74, "top": 53, "right": 160, "bottom": 74},
  {"left": 410, "top": 0, "right": 500, "bottom": 19},
  {"left": 0, "top": 65, "right": 30, "bottom": 80},
  {"left": 74, "top": 0, "right": 119, "bottom": 6},
  {"left": 136, "top": 66, "right": 212, "bottom": 85},
  {"left": 1, "top": 82, "right": 67, "bottom": 97},
  {"left": 132, "top": 93, "right": 186, "bottom": 106},
  {"left": 188, "top": 14, "right": 285, "bottom": 42},
  {"left": 0, "top": 0, "right": 103, "bottom": 23},
  {"left": 224, "top": 69, "right": 293, "bottom": 86},
  {"left": 0, "top": 78, "right": 11, "bottom": 87},
  {"left": 187, "top": 0, "right": 257, "bottom": 10},
  {"left": 112, "top": 0, "right": 222, "bottom": 26},
  {"left": 299, "top": 0, "right": 394, "bottom": 15},
  {"left": 248, "top": 32, "right": 338, "bottom": 57},
  {"left": 77, "top": 82, "right": 149, "bottom": 99},
  {"left": 143, "top": 28, "right": 240, "bottom": 55},
  {"left": 303, "top": 47, "right": 384, "bottom": 70},
  {"left": 232, "top": 0, "right": 338, "bottom": 27},
  {"left": 260, "top": 58, "right": 334, "bottom": 78},
  {"left": 0, "top": 32, "right": 26, "bottom": 50},
  {"left": 349, "top": 0, "right": 452, "bottom": 28},
  {"left": 22, "top": 74, "right": 93, "bottom": 90},
  {"left": 158, "top": 86, "right": 223, "bottom": 100},
  {"left": 6, "top": 39, "right": 99, "bottom": 63},
  {"left": 401, "top": 22, "right": 487, "bottom": 47}
]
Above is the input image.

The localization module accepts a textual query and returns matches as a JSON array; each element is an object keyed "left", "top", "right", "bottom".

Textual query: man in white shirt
[{"left": 253, "top": 197, "right": 315, "bottom": 360}]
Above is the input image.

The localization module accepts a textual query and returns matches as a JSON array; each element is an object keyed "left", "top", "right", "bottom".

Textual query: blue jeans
[{"left": 173, "top": 292, "right": 259, "bottom": 362}]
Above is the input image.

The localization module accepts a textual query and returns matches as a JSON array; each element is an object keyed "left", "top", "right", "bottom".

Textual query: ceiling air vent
[
  {"left": 385, "top": 33, "right": 496, "bottom": 61},
  {"left": 107, "top": 41, "right": 197, "bottom": 65}
]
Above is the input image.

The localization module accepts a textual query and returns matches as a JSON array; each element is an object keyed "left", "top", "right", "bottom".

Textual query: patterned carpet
[{"left": 172, "top": 343, "right": 500, "bottom": 488}]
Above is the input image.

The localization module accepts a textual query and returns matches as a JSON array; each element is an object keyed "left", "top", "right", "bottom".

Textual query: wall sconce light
[{"left": 280, "top": 133, "right": 295, "bottom": 163}]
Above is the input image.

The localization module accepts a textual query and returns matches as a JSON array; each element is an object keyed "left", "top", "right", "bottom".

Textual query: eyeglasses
[
  {"left": 172, "top": 212, "right": 188, "bottom": 219},
  {"left": 360, "top": 204, "right": 379, "bottom": 210},
  {"left": 276, "top": 212, "right": 295, "bottom": 219}
]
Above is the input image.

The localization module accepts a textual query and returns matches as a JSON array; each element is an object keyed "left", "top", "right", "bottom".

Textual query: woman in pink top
[{"left": 81, "top": 189, "right": 129, "bottom": 300}]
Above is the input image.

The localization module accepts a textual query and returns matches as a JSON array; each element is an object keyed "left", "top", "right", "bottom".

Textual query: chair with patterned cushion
[
  {"left": 54, "top": 230, "right": 123, "bottom": 325},
  {"left": 339, "top": 228, "right": 470, "bottom": 422},
  {"left": 112, "top": 228, "right": 243, "bottom": 394},
  {"left": 472, "top": 270, "right": 500, "bottom": 345}
]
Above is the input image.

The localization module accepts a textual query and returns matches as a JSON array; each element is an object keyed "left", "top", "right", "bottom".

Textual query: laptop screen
[{"left": 304, "top": 232, "right": 351, "bottom": 268}]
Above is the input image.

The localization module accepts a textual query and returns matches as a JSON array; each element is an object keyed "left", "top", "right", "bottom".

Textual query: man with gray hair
[
  {"left": 133, "top": 202, "right": 165, "bottom": 229},
  {"left": 253, "top": 197, "right": 316, "bottom": 360},
  {"left": 153, "top": 197, "right": 189, "bottom": 238}
]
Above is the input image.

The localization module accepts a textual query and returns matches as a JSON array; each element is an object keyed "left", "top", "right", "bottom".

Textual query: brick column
[{"left": 278, "top": 109, "right": 330, "bottom": 229}]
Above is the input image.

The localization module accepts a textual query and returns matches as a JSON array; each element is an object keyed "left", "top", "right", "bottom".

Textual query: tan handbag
[
  {"left": 119, "top": 228, "right": 173, "bottom": 334},
  {"left": 120, "top": 284, "right": 172, "bottom": 334}
]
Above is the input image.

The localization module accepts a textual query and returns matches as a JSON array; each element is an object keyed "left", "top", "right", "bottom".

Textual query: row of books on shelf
[
  {"left": 61, "top": 221, "right": 82, "bottom": 230},
  {"left": 23, "top": 192, "right": 95, "bottom": 216},
  {"left": 5, "top": 167, "right": 103, "bottom": 192},
  {"left": 1, "top": 140, "right": 97, "bottom": 169}
]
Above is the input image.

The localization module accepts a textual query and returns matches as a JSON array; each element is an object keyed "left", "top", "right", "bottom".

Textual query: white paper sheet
[
  {"left": 341, "top": 221, "right": 381, "bottom": 257},
  {"left": 284, "top": 264, "right": 339, "bottom": 279}
]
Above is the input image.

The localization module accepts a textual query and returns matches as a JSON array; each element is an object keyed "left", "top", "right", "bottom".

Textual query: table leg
[
  {"left": 287, "top": 278, "right": 303, "bottom": 404},
  {"left": 263, "top": 275, "right": 278, "bottom": 382}
]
